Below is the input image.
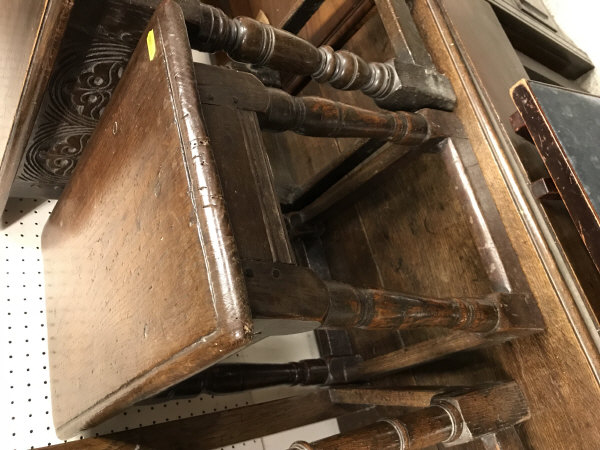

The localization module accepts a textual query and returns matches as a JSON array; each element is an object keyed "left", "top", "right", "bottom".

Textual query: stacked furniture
[{"left": 40, "top": 1, "right": 544, "bottom": 447}]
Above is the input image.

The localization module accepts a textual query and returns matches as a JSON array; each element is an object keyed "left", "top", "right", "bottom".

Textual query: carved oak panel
[{"left": 10, "top": 0, "right": 152, "bottom": 198}]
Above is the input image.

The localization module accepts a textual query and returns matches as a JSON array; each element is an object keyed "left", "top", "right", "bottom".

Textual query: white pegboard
[{"left": 1, "top": 197, "right": 338, "bottom": 450}]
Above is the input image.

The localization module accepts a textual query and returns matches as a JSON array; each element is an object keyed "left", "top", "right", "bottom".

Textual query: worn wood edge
[
  {"left": 416, "top": 0, "right": 600, "bottom": 383},
  {"left": 329, "top": 387, "right": 444, "bottom": 407},
  {"left": 440, "top": 137, "right": 544, "bottom": 332},
  {"left": 346, "top": 331, "right": 489, "bottom": 380},
  {"left": 53, "top": 1, "right": 253, "bottom": 437},
  {"left": 237, "top": 110, "right": 296, "bottom": 263},
  {"left": 510, "top": 80, "right": 600, "bottom": 269},
  {"left": 0, "top": 0, "right": 73, "bottom": 211}
]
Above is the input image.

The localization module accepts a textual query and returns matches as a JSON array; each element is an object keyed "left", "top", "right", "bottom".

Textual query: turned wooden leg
[
  {"left": 321, "top": 282, "right": 498, "bottom": 332},
  {"left": 258, "top": 88, "right": 429, "bottom": 145},
  {"left": 149, "top": 359, "right": 331, "bottom": 401},
  {"left": 243, "top": 261, "right": 500, "bottom": 335},
  {"left": 291, "top": 382, "right": 529, "bottom": 449},
  {"left": 291, "top": 406, "right": 454, "bottom": 449},
  {"left": 166, "top": 1, "right": 455, "bottom": 110}
]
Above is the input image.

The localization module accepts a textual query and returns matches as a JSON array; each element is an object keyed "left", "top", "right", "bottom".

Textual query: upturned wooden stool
[{"left": 42, "top": 0, "right": 542, "bottom": 438}]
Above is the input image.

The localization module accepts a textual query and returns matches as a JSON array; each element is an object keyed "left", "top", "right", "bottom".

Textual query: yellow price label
[{"left": 147, "top": 29, "right": 156, "bottom": 61}]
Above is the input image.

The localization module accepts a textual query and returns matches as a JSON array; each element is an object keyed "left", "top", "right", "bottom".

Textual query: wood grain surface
[
  {"left": 0, "top": 0, "right": 72, "bottom": 210},
  {"left": 266, "top": 1, "right": 600, "bottom": 447},
  {"left": 42, "top": 1, "right": 251, "bottom": 438},
  {"left": 0, "top": 0, "right": 46, "bottom": 164},
  {"left": 410, "top": 0, "right": 600, "bottom": 447}
]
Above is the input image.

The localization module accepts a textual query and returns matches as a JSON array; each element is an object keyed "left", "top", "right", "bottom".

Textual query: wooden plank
[
  {"left": 9, "top": 0, "right": 153, "bottom": 200},
  {"left": 348, "top": 332, "right": 489, "bottom": 380},
  {"left": 329, "top": 387, "right": 444, "bottom": 407},
  {"left": 297, "top": 0, "right": 373, "bottom": 46},
  {"left": 42, "top": 2, "right": 252, "bottom": 437},
  {"left": 243, "top": 0, "right": 308, "bottom": 28},
  {"left": 0, "top": 0, "right": 72, "bottom": 210},
  {"left": 199, "top": 102, "right": 294, "bottom": 263},
  {"left": 39, "top": 392, "right": 364, "bottom": 450},
  {"left": 0, "top": 0, "right": 46, "bottom": 164},
  {"left": 266, "top": 10, "right": 396, "bottom": 204},
  {"left": 411, "top": 0, "right": 600, "bottom": 446}
]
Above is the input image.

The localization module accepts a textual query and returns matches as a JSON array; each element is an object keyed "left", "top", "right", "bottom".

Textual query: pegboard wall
[{"left": 1, "top": 197, "right": 338, "bottom": 449}]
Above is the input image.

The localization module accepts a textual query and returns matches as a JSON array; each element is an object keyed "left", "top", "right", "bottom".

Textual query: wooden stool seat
[
  {"left": 42, "top": 2, "right": 253, "bottom": 437},
  {"left": 43, "top": 0, "right": 544, "bottom": 439}
]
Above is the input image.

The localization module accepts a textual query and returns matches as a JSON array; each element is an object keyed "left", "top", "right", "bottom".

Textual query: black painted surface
[{"left": 529, "top": 81, "right": 600, "bottom": 215}]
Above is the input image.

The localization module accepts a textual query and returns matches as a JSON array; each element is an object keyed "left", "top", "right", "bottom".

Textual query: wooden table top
[{"left": 42, "top": 0, "right": 252, "bottom": 438}]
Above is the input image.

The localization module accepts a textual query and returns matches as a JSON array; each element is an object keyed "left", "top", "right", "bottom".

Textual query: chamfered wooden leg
[{"left": 243, "top": 260, "right": 501, "bottom": 335}]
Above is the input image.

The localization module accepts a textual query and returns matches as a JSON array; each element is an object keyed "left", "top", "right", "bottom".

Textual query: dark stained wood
[
  {"left": 511, "top": 80, "right": 600, "bottom": 274},
  {"left": 297, "top": 0, "right": 373, "bottom": 47},
  {"left": 516, "top": 50, "right": 583, "bottom": 91},
  {"left": 0, "top": 0, "right": 47, "bottom": 159},
  {"left": 292, "top": 110, "right": 461, "bottom": 223},
  {"left": 42, "top": 2, "right": 252, "bottom": 437},
  {"left": 247, "top": 1, "right": 600, "bottom": 446},
  {"left": 329, "top": 387, "right": 444, "bottom": 407},
  {"left": 291, "top": 418, "right": 417, "bottom": 449},
  {"left": 259, "top": 87, "right": 429, "bottom": 143},
  {"left": 152, "top": 360, "right": 330, "bottom": 398},
  {"left": 347, "top": 332, "right": 489, "bottom": 380},
  {"left": 538, "top": 198, "right": 600, "bottom": 321},
  {"left": 185, "top": 3, "right": 399, "bottom": 102},
  {"left": 243, "top": 260, "right": 502, "bottom": 333},
  {"left": 240, "top": 0, "right": 315, "bottom": 29},
  {"left": 197, "top": 100, "right": 295, "bottom": 264},
  {"left": 293, "top": 383, "right": 529, "bottom": 449},
  {"left": 408, "top": 0, "right": 600, "bottom": 446},
  {"left": 41, "top": 1, "right": 513, "bottom": 439},
  {"left": 36, "top": 1, "right": 596, "bottom": 447},
  {"left": 192, "top": 61, "right": 431, "bottom": 144},
  {"left": 374, "top": 0, "right": 436, "bottom": 68},
  {"left": 280, "top": 0, "right": 326, "bottom": 33},
  {"left": 263, "top": 10, "right": 394, "bottom": 204},
  {"left": 182, "top": 1, "right": 454, "bottom": 111},
  {"left": 283, "top": 0, "right": 374, "bottom": 94},
  {"left": 530, "top": 177, "right": 560, "bottom": 201},
  {"left": 0, "top": 0, "right": 72, "bottom": 210},
  {"left": 40, "top": 392, "right": 365, "bottom": 450},
  {"left": 10, "top": 0, "right": 154, "bottom": 200}
]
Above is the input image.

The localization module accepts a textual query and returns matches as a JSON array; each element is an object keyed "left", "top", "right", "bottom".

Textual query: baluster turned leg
[
  {"left": 243, "top": 261, "right": 500, "bottom": 335},
  {"left": 291, "top": 405, "right": 454, "bottom": 449},
  {"left": 321, "top": 282, "right": 499, "bottom": 332},
  {"left": 148, "top": 1, "right": 455, "bottom": 110},
  {"left": 149, "top": 360, "right": 331, "bottom": 401},
  {"left": 290, "top": 382, "right": 529, "bottom": 449},
  {"left": 258, "top": 88, "right": 430, "bottom": 145}
]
